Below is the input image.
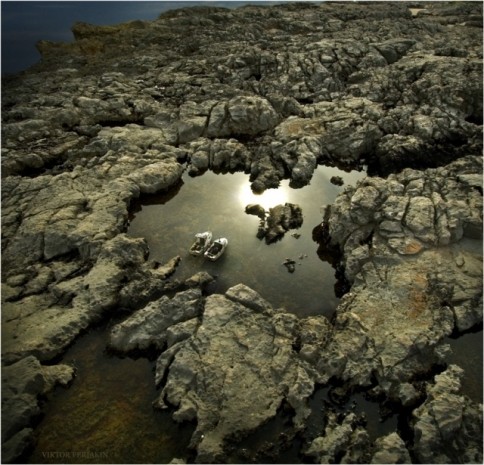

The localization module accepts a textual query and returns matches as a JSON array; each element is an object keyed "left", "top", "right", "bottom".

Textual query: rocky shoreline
[{"left": 2, "top": 1, "right": 482, "bottom": 463}]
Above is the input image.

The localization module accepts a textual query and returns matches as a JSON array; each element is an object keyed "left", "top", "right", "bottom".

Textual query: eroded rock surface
[
  {"left": 153, "top": 284, "right": 322, "bottom": 462},
  {"left": 1, "top": 1, "right": 482, "bottom": 463},
  {"left": 1, "top": 356, "right": 74, "bottom": 463},
  {"left": 314, "top": 156, "right": 482, "bottom": 400},
  {"left": 247, "top": 202, "right": 303, "bottom": 243},
  {"left": 411, "top": 365, "right": 483, "bottom": 464}
]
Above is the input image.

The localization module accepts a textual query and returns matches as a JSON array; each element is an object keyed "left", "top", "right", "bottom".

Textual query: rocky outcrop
[
  {"left": 3, "top": 2, "right": 481, "bottom": 190},
  {"left": 153, "top": 284, "right": 323, "bottom": 462},
  {"left": 411, "top": 365, "right": 483, "bottom": 464},
  {"left": 1, "top": 1, "right": 482, "bottom": 463},
  {"left": 109, "top": 288, "right": 204, "bottom": 353},
  {"left": 1, "top": 234, "right": 180, "bottom": 364},
  {"left": 246, "top": 202, "right": 303, "bottom": 243},
  {"left": 370, "top": 432, "right": 411, "bottom": 464},
  {"left": 304, "top": 412, "right": 371, "bottom": 463},
  {"left": 1, "top": 356, "right": 74, "bottom": 463},
  {"left": 313, "top": 156, "right": 482, "bottom": 400}
]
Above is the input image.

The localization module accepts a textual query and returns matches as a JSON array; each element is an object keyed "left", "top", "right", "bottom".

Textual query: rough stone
[
  {"left": 370, "top": 432, "right": 411, "bottom": 464},
  {"left": 109, "top": 288, "right": 203, "bottom": 352},
  {"left": 1, "top": 1, "right": 482, "bottom": 462},
  {"left": 411, "top": 365, "right": 483, "bottom": 464},
  {"left": 304, "top": 412, "right": 370, "bottom": 464},
  {"left": 1, "top": 356, "right": 75, "bottom": 462},
  {"left": 257, "top": 203, "right": 303, "bottom": 243},
  {"left": 153, "top": 285, "right": 319, "bottom": 463},
  {"left": 314, "top": 156, "right": 482, "bottom": 397}
]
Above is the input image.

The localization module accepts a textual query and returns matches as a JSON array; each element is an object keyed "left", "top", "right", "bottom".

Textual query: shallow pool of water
[
  {"left": 27, "top": 166, "right": 482, "bottom": 464},
  {"left": 446, "top": 328, "right": 483, "bottom": 404},
  {"left": 128, "top": 165, "right": 365, "bottom": 318},
  {"left": 29, "top": 325, "right": 195, "bottom": 464}
]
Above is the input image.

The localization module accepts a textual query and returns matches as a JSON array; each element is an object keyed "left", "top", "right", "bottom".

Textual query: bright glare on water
[{"left": 129, "top": 165, "right": 366, "bottom": 318}]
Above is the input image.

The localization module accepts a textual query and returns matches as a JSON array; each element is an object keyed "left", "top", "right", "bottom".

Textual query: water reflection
[
  {"left": 238, "top": 182, "right": 290, "bottom": 210},
  {"left": 128, "top": 166, "right": 365, "bottom": 318}
]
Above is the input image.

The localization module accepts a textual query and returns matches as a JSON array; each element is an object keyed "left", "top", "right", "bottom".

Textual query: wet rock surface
[
  {"left": 1, "top": 1, "right": 482, "bottom": 463},
  {"left": 247, "top": 202, "right": 304, "bottom": 243}
]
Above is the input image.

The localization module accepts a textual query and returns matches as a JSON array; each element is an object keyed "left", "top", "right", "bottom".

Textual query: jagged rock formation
[
  {"left": 1, "top": 356, "right": 74, "bottom": 463},
  {"left": 246, "top": 202, "right": 303, "bottom": 243},
  {"left": 314, "top": 155, "right": 482, "bottom": 400},
  {"left": 1, "top": 1, "right": 482, "bottom": 463},
  {"left": 411, "top": 365, "right": 483, "bottom": 464}
]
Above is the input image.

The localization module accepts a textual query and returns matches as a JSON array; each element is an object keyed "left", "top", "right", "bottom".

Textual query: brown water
[
  {"left": 128, "top": 165, "right": 366, "bottom": 318},
  {"left": 29, "top": 325, "right": 195, "bottom": 464}
]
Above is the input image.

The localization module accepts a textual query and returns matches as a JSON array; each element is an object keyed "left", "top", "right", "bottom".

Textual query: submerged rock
[
  {"left": 1, "top": 356, "right": 74, "bottom": 462},
  {"left": 283, "top": 258, "right": 297, "bottom": 273}
]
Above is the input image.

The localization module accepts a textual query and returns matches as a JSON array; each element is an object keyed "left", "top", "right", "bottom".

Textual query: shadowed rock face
[{"left": 1, "top": 1, "right": 482, "bottom": 463}]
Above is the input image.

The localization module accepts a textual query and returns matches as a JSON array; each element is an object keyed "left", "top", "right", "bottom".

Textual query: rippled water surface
[{"left": 128, "top": 166, "right": 366, "bottom": 318}]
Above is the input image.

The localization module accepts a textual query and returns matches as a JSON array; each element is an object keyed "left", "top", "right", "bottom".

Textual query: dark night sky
[{"left": 1, "top": 1, "right": 278, "bottom": 75}]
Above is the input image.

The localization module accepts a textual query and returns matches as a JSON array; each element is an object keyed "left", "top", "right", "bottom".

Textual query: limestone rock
[
  {"left": 314, "top": 156, "right": 482, "bottom": 397},
  {"left": 411, "top": 365, "right": 483, "bottom": 464},
  {"left": 1, "top": 428, "right": 34, "bottom": 465},
  {"left": 370, "top": 432, "right": 411, "bottom": 464},
  {"left": 2, "top": 235, "right": 152, "bottom": 363},
  {"left": 1, "top": 1, "right": 482, "bottom": 462},
  {"left": 304, "top": 412, "right": 370, "bottom": 463},
  {"left": 109, "top": 288, "right": 203, "bottom": 352},
  {"left": 1, "top": 356, "right": 75, "bottom": 462},
  {"left": 155, "top": 285, "right": 316, "bottom": 462},
  {"left": 256, "top": 203, "right": 303, "bottom": 244}
]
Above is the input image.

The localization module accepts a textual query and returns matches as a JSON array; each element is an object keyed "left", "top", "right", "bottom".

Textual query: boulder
[
  {"left": 411, "top": 365, "right": 483, "bottom": 464},
  {"left": 154, "top": 285, "right": 319, "bottom": 462},
  {"left": 370, "top": 432, "right": 411, "bottom": 464}
]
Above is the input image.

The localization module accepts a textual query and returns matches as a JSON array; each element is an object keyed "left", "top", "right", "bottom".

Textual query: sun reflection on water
[{"left": 238, "top": 182, "right": 290, "bottom": 210}]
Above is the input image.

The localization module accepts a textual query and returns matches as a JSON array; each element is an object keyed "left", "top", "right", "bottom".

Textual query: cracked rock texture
[
  {"left": 315, "top": 156, "right": 482, "bottom": 399},
  {"left": 411, "top": 365, "right": 483, "bottom": 464},
  {"left": 1, "top": 1, "right": 482, "bottom": 463},
  {"left": 154, "top": 284, "right": 320, "bottom": 463}
]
